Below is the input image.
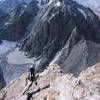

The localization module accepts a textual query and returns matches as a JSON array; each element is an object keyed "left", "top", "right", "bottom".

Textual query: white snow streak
[
  {"left": 55, "top": 1, "right": 61, "bottom": 7},
  {"left": 50, "top": 50, "right": 62, "bottom": 66},
  {"left": 78, "top": 8, "right": 87, "bottom": 19}
]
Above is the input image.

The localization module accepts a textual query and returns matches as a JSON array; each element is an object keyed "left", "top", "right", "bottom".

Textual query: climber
[
  {"left": 23, "top": 64, "right": 39, "bottom": 95},
  {"left": 26, "top": 93, "right": 33, "bottom": 100},
  {"left": 25, "top": 64, "right": 38, "bottom": 86}
]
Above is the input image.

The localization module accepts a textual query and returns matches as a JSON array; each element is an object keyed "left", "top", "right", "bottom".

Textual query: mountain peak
[{"left": 19, "top": 0, "right": 100, "bottom": 74}]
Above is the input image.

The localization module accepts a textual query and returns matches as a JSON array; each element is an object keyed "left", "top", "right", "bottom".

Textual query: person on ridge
[
  {"left": 25, "top": 64, "right": 38, "bottom": 86},
  {"left": 23, "top": 64, "right": 39, "bottom": 95}
]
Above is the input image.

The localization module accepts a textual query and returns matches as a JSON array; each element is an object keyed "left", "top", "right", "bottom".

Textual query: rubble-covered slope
[{"left": 0, "top": 63, "right": 100, "bottom": 100}]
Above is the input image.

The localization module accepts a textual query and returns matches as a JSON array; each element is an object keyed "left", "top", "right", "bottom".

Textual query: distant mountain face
[
  {"left": 0, "top": 0, "right": 39, "bottom": 41},
  {"left": 0, "top": 0, "right": 19, "bottom": 13},
  {"left": 19, "top": 0, "right": 100, "bottom": 75},
  {"left": 0, "top": 0, "right": 32, "bottom": 13}
]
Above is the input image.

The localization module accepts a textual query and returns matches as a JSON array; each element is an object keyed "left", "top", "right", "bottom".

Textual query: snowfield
[{"left": 7, "top": 48, "right": 35, "bottom": 64}]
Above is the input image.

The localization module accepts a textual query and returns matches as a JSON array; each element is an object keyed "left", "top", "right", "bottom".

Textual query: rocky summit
[{"left": 0, "top": 0, "right": 100, "bottom": 99}]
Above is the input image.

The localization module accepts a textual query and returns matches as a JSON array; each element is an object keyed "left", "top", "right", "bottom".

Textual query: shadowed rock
[{"left": 0, "top": 66, "right": 6, "bottom": 90}]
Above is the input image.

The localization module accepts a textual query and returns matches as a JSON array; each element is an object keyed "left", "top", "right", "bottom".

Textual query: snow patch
[
  {"left": 78, "top": 8, "right": 87, "bottom": 19},
  {"left": 55, "top": 1, "right": 61, "bottom": 7},
  {"left": 48, "top": 0, "right": 53, "bottom": 5},
  {"left": 50, "top": 50, "right": 62, "bottom": 66},
  {"left": 7, "top": 48, "right": 35, "bottom": 64},
  {"left": 22, "top": 4, "right": 27, "bottom": 8},
  {"left": 4, "top": 22, "right": 10, "bottom": 25},
  {"left": 7, "top": 48, "right": 41, "bottom": 65},
  {"left": 0, "top": 40, "right": 16, "bottom": 55}
]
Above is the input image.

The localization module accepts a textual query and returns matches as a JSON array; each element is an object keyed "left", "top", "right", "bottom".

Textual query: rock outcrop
[
  {"left": 19, "top": 0, "right": 100, "bottom": 75},
  {"left": 0, "top": 63, "right": 100, "bottom": 100}
]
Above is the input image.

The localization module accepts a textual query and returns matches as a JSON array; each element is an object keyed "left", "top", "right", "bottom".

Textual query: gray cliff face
[{"left": 19, "top": 0, "right": 100, "bottom": 75}]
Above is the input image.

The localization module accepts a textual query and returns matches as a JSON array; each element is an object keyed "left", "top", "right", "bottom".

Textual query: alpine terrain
[{"left": 0, "top": 0, "right": 100, "bottom": 100}]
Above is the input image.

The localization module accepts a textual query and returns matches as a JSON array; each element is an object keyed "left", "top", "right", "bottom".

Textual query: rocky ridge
[{"left": 0, "top": 63, "right": 100, "bottom": 100}]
